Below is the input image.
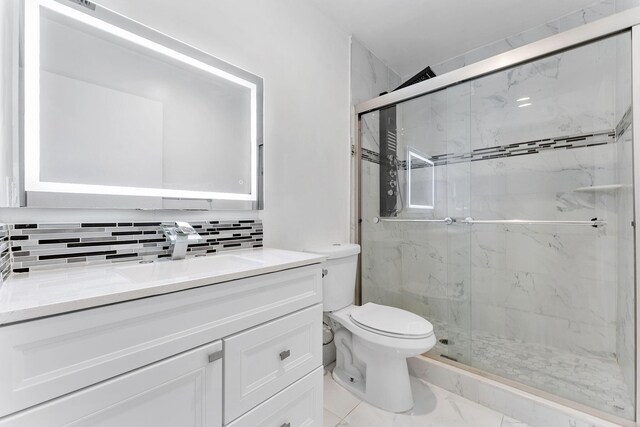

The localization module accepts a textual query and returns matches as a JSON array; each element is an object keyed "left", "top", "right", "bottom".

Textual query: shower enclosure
[{"left": 356, "top": 16, "right": 637, "bottom": 425}]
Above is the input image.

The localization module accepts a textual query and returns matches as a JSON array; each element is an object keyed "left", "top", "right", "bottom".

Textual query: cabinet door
[{"left": 0, "top": 341, "right": 223, "bottom": 427}]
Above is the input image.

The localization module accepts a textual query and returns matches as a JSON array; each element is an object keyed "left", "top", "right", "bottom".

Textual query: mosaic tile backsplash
[
  {"left": 5, "top": 219, "right": 263, "bottom": 275},
  {"left": 0, "top": 225, "right": 10, "bottom": 282}
]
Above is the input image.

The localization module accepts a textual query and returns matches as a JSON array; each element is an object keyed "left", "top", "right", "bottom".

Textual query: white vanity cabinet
[{"left": 0, "top": 261, "right": 324, "bottom": 426}]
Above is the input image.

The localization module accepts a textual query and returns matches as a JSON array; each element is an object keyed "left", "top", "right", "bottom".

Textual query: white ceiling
[{"left": 308, "top": 0, "right": 601, "bottom": 79}]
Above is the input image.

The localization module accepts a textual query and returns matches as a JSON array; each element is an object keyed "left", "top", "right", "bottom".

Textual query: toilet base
[
  {"left": 332, "top": 353, "right": 416, "bottom": 413},
  {"left": 328, "top": 305, "right": 436, "bottom": 413},
  {"left": 332, "top": 365, "right": 366, "bottom": 400},
  {"left": 332, "top": 333, "right": 417, "bottom": 413}
]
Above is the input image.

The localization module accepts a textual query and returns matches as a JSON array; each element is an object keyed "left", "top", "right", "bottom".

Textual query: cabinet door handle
[
  {"left": 280, "top": 423, "right": 291, "bottom": 427},
  {"left": 279, "top": 349, "right": 291, "bottom": 360},
  {"left": 208, "top": 350, "right": 223, "bottom": 363}
]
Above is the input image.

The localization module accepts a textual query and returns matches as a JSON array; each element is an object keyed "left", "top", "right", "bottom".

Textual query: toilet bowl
[
  {"left": 306, "top": 243, "right": 436, "bottom": 413},
  {"left": 328, "top": 303, "right": 435, "bottom": 412}
]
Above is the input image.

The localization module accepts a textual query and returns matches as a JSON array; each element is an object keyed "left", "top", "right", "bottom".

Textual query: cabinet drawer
[
  {"left": 0, "top": 264, "right": 321, "bottom": 417},
  {"left": 0, "top": 341, "right": 223, "bottom": 427},
  {"left": 227, "top": 367, "right": 323, "bottom": 427},
  {"left": 224, "top": 304, "right": 322, "bottom": 423}
]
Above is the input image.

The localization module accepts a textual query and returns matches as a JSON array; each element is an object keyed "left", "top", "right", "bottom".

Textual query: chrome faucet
[{"left": 161, "top": 221, "right": 203, "bottom": 260}]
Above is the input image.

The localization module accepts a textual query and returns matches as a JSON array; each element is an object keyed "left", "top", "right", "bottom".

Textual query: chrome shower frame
[{"left": 354, "top": 7, "right": 640, "bottom": 426}]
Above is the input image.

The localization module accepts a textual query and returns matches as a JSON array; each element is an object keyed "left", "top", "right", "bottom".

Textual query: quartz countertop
[{"left": 0, "top": 248, "right": 325, "bottom": 325}]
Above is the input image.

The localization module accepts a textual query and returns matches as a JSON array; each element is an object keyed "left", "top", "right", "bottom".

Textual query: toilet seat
[{"left": 349, "top": 303, "right": 433, "bottom": 339}]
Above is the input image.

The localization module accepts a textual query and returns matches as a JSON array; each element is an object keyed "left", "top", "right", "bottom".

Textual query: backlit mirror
[{"left": 17, "top": 0, "right": 263, "bottom": 209}]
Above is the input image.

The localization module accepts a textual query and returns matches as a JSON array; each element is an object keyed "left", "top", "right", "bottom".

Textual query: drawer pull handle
[
  {"left": 281, "top": 423, "right": 291, "bottom": 427},
  {"left": 279, "top": 349, "right": 291, "bottom": 360},
  {"left": 208, "top": 350, "right": 223, "bottom": 363}
]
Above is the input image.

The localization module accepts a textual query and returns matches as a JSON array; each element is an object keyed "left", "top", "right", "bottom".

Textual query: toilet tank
[{"left": 306, "top": 243, "right": 360, "bottom": 312}]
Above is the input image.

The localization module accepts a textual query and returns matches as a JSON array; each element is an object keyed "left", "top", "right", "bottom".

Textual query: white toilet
[{"left": 307, "top": 243, "right": 436, "bottom": 413}]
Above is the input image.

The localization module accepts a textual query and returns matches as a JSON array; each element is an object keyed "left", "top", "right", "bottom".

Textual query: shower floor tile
[{"left": 431, "top": 322, "right": 634, "bottom": 420}]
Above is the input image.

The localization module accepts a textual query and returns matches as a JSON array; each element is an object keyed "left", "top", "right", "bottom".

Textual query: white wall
[{"left": 0, "top": 0, "right": 352, "bottom": 250}]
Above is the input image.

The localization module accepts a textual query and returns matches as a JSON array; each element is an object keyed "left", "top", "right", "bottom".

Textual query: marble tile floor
[
  {"left": 431, "top": 322, "right": 634, "bottom": 419},
  {"left": 323, "top": 364, "right": 528, "bottom": 427}
]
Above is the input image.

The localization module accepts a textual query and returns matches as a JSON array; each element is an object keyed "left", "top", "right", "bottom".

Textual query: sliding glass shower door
[
  {"left": 360, "top": 82, "right": 473, "bottom": 365},
  {"left": 466, "top": 30, "right": 633, "bottom": 418},
  {"left": 358, "top": 30, "right": 634, "bottom": 421}
]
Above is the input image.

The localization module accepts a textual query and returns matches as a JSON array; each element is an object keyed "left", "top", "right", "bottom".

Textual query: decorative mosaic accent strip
[
  {"left": 361, "top": 129, "right": 616, "bottom": 167},
  {"left": 8, "top": 220, "right": 263, "bottom": 274},
  {"left": 446, "top": 129, "right": 615, "bottom": 166},
  {"left": 617, "top": 106, "right": 632, "bottom": 140},
  {"left": 361, "top": 148, "right": 380, "bottom": 165},
  {"left": 0, "top": 225, "right": 10, "bottom": 282}
]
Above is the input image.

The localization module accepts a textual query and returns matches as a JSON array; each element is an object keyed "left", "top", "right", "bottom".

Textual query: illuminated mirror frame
[
  {"left": 406, "top": 148, "right": 435, "bottom": 210},
  {"left": 23, "top": 0, "right": 263, "bottom": 204}
]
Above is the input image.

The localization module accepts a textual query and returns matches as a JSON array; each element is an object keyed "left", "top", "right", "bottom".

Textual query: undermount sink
[{"left": 116, "top": 252, "right": 266, "bottom": 283}]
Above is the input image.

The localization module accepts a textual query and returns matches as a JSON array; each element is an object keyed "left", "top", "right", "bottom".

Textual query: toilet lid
[{"left": 350, "top": 303, "right": 433, "bottom": 338}]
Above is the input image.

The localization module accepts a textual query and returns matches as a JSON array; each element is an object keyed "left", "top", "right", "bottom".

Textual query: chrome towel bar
[{"left": 372, "top": 217, "right": 606, "bottom": 227}]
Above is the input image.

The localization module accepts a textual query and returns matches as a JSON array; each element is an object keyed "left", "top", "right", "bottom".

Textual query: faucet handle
[
  {"left": 160, "top": 221, "right": 204, "bottom": 260},
  {"left": 161, "top": 221, "right": 202, "bottom": 241},
  {"left": 174, "top": 221, "right": 197, "bottom": 235}
]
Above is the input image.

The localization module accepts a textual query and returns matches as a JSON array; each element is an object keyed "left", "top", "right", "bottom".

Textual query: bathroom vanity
[
  {"left": 0, "top": 1, "right": 321, "bottom": 424},
  {"left": 0, "top": 249, "right": 324, "bottom": 426}
]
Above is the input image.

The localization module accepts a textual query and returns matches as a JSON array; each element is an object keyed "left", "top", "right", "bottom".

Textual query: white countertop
[{"left": 0, "top": 248, "right": 325, "bottom": 325}]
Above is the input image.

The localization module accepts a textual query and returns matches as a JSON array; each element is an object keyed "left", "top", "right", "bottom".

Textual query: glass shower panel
[
  {"left": 360, "top": 109, "right": 406, "bottom": 309},
  {"left": 467, "top": 32, "right": 634, "bottom": 419},
  {"left": 359, "top": 86, "right": 472, "bottom": 364}
]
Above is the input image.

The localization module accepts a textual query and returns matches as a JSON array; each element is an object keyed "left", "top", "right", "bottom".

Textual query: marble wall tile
[
  {"left": 494, "top": 145, "right": 618, "bottom": 196},
  {"left": 469, "top": 38, "right": 617, "bottom": 153},
  {"left": 351, "top": 37, "right": 401, "bottom": 240},
  {"left": 360, "top": 112, "right": 380, "bottom": 153},
  {"left": 446, "top": 162, "right": 471, "bottom": 220},
  {"left": 616, "top": 0, "right": 640, "bottom": 10},
  {"left": 400, "top": 235, "right": 448, "bottom": 297},
  {"left": 470, "top": 226, "right": 507, "bottom": 270},
  {"left": 503, "top": 230, "right": 616, "bottom": 281},
  {"left": 613, "top": 0, "right": 640, "bottom": 12},
  {"left": 542, "top": 1, "right": 615, "bottom": 35},
  {"left": 431, "top": 0, "right": 619, "bottom": 77},
  {"left": 351, "top": 38, "right": 401, "bottom": 106}
]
